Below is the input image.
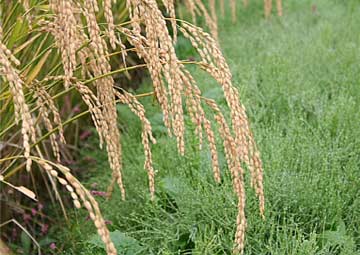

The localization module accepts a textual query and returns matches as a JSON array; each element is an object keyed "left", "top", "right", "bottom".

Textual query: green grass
[{"left": 48, "top": 1, "right": 360, "bottom": 254}]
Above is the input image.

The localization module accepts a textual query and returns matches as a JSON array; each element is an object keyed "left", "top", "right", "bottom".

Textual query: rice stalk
[
  {"left": 243, "top": 0, "right": 249, "bottom": 8},
  {"left": 276, "top": 0, "right": 283, "bottom": 17},
  {"left": 265, "top": 0, "right": 270, "bottom": 18},
  {"left": 219, "top": 0, "right": 225, "bottom": 17},
  {"left": 230, "top": 0, "right": 236, "bottom": 23},
  {"left": 264, "top": 0, "right": 283, "bottom": 18}
]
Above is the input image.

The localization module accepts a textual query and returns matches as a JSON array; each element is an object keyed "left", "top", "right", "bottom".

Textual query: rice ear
[
  {"left": 37, "top": 159, "right": 117, "bottom": 255},
  {"left": 114, "top": 89, "right": 157, "bottom": 199},
  {"left": 0, "top": 41, "right": 36, "bottom": 172}
]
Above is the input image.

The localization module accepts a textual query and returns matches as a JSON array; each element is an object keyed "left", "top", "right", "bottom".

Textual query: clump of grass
[{"left": 0, "top": 0, "right": 264, "bottom": 254}]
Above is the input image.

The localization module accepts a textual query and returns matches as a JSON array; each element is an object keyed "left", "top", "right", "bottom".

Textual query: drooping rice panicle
[
  {"left": 0, "top": 41, "right": 36, "bottom": 171},
  {"left": 114, "top": 89, "right": 157, "bottom": 199},
  {"left": 37, "top": 159, "right": 117, "bottom": 255}
]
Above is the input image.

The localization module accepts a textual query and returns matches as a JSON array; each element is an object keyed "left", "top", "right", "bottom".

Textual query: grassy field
[{"left": 49, "top": 1, "right": 360, "bottom": 254}]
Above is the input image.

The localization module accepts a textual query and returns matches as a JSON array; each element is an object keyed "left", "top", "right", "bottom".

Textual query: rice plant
[
  {"left": 0, "top": 0, "right": 264, "bottom": 254},
  {"left": 177, "top": 0, "right": 284, "bottom": 42}
]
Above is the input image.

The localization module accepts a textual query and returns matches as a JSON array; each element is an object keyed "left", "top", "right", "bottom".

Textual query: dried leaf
[{"left": 25, "top": 50, "right": 51, "bottom": 85}]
